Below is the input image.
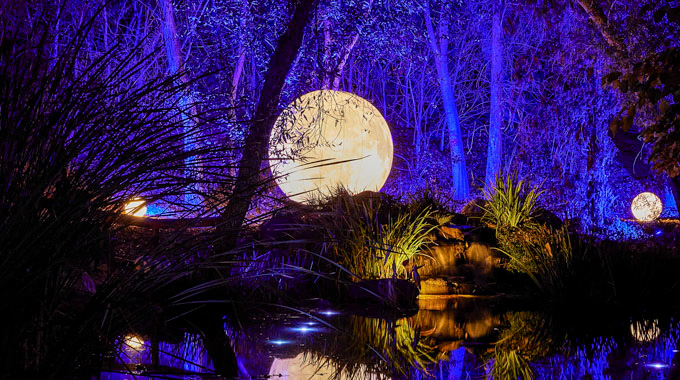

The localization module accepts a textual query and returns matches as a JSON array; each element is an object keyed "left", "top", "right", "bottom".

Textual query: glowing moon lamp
[
  {"left": 269, "top": 90, "right": 393, "bottom": 203},
  {"left": 631, "top": 192, "right": 662, "bottom": 222},
  {"left": 123, "top": 334, "right": 145, "bottom": 350},
  {"left": 124, "top": 198, "right": 147, "bottom": 217}
]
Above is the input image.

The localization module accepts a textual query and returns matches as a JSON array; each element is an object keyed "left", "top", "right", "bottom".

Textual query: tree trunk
[
  {"left": 424, "top": 2, "right": 469, "bottom": 200},
  {"left": 159, "top": 0, "right": 198, "bottom": 204},
  {"left": 485, "top": 1, "right": 504, "bottom": 188},
  {"left": 575, "top": 0, "right": 629, "bottom": 61},
  {"left": 218, "top": 0, "right": 318, "bottom": 251}
]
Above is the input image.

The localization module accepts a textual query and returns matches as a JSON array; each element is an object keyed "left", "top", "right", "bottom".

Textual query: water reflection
[
  {"left": 102, "top": 302, "right": 680, "bottom": 379},
  {"left": 270, "top": 352, "right": 384, "bottom": 379}
]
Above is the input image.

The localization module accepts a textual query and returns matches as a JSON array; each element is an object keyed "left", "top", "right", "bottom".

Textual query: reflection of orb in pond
[
  {"left": 268, "top": 90, "right": 393, "bottom": 204},
  {"left": 631, "top": 192, "right": 662, "bottom": 222},
  {"left": 269, "top": 352, "right": 382, "bottom": 379},
  {"left": 630, "top": 319, "right": 660, "bottom": 342},
  {"left": 124, "top": 198, "right": 147, "bottom": 217}
]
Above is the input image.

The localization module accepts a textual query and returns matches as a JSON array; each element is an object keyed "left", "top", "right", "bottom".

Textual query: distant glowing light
[
  {"left": 124, "top": 335, "right": 145, "bottom": 350},
  {"left": 268, "top": 90, "right": 394, "bottom": 204},
  {"left": 631, "top": 192, "right": 662, "bottom": 222},
  {"left": 124, "top": 198, "right": 147, "bottom": 217},
  {"left": 320, "top": 310, "right": 339, "bottom": 316}
]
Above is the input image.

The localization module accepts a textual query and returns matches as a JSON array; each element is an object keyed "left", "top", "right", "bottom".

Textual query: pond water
[{"left": 99, "top": 297, "right": 680, "bottom": 379}]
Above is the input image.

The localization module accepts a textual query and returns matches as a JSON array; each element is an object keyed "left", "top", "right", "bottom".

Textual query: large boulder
[{"left": 461, "top": 198, "right": 489, "bottom": 219}]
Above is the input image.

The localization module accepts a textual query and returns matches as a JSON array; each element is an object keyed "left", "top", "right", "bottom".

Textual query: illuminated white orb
[
  {"left": 631, "top": 192, "right": 662, "bottom": 222},
  {"left": 123, "top": 334, "right": 145, "bottom": 350},
  {"left": 124, "top": 198, "right": 147, "bottom": 217},
  {"left": 269, "top": 90, "right": 393, "bottom": 203}
]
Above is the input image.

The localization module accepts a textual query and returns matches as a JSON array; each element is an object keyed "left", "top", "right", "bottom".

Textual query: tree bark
[
  {"left": 219, "top": 0, "right": 318, "bottom": 251},
  {"left": 424, "top": 1, "right": 470, "bottom": 200},
  {"left": 484, "top": 0, "right": 504, "bottom": 188},
  {"left": 159, "top": 0, "right": 199, "bottom": 204},
  {"left": 575, "top": 0, "right": 629, "bottom": 61}
]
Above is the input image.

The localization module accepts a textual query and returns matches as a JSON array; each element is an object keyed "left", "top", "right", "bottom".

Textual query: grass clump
[
  {"left": 482, "top": 174, "right": 543, "bottom": 230},
  {"left": 482, "top": 174, "right": 547, "bottom": 273},
  {"left": 318, "top": 189, "right": 438, "bottom": 280}
]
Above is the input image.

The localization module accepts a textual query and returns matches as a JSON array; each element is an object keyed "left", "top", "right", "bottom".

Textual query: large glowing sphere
[
  {"left": 124, "top": 198, "right": 147, "bottom": 217},
  {"left": 631, "top": 192, "right": 662, "bottom": 222},
  {"left": 269, "top": 90, "right": 393, "bottom": 203}
]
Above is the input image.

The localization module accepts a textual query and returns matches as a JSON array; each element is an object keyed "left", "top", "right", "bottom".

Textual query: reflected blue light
[
  {"left": 655, "top": 229, "right": 663, "bottom": 236},
  {"left": 289, "top": 325, "right": 319, "bottom": 334},
  {"left": 645, "top": 362, "right": 668, "bottom": 369},
  {"left": 319, "top": 310, "right": 338, "bottom": 316},
  {"left": 305, "top": 321, "right": 317, "bottom": 326},
  {"left": 269, "top": 339, "right": 290, "bottom": 346}
]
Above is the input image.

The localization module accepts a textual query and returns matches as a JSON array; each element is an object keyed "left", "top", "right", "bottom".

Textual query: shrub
[{"left": 320, "top": 190, "right": 437, "bottom": 280}]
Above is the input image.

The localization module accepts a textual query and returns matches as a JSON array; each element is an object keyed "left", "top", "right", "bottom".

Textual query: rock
[
  {"left": 439, "top": 225, "right": 465, "bottom": 241},
  {"left": 407, "top": 242, "right": 465, "bottom": 278},
  {"left": 259, "top": 211, "right": 304, "bottom": 242},
  {"left": 534, "top": 207, "right": 563, "bottom": 229},
  {"left": 465, "top": 242, "right": 496, "bottom": 278},
  {"left": 461, "top": 198, "right": 489, "bottom": 218}
]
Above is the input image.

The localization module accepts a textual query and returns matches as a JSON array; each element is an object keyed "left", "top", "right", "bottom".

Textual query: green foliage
[
  {"left": 497, "top": 227, "right": 586, "bottom": 299},
  {"left": 482, "top": 174, "right": 546, "bottom": 273},
  {"left": 482, "top": 174, "right": 543, "bottom": 230},
  {"left": 491, "top": 350, "right": 534, "bottom": 380},
  {"left": 489, "top": 311, "right": 556, "bottom": 380},
  {"left": 605, "top": 47, "right": 680, "bottom": 177},
  {"left": 319, "top": 190, "right": 437, "bottom": 280}
]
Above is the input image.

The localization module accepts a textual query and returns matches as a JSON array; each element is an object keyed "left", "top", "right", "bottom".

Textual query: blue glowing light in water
[
  {"left": 290, "top": 325, "right": 322, "bottom": 334},
  {"left": 269, "top": 339, "right": 290, "bottom": 345},
  {"left": 645, "top": 362, "right": 669, "bottom": 369},
  {"left": 319, "top": 310, "right": 339, "bottom": 316}
]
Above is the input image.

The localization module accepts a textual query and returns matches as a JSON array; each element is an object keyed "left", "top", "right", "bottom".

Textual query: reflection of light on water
[
  {"left": 269, "top": 352, "right": 384, "bottom": 379},
  {"left": 290, "top": 325, "right": 318, "bottom": 334},
  {"left": 630, "top": 319, "right": 661, "bottom": 342},
  {"left": 320, "top": 310, "right": 338, "bottom": 316},
  {"left": 645, "top": 362, "right": 669, "bottom": 369},
  {"left": 269, "top": 340, "right": 290, "bottom": 346}
]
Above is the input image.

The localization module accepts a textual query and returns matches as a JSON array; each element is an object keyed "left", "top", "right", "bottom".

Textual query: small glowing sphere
[
  {"left": 124, "top": 198, "right": 147, "bottom": 217},
  {"left": 631, "top": 192, "right": 662, "bottom": 222},
  {"left": 124, "top": 335, "right": 145, "bottom": 350},
  {"left": 269, "top": 90, "right": 393, "bottom": 203}
]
